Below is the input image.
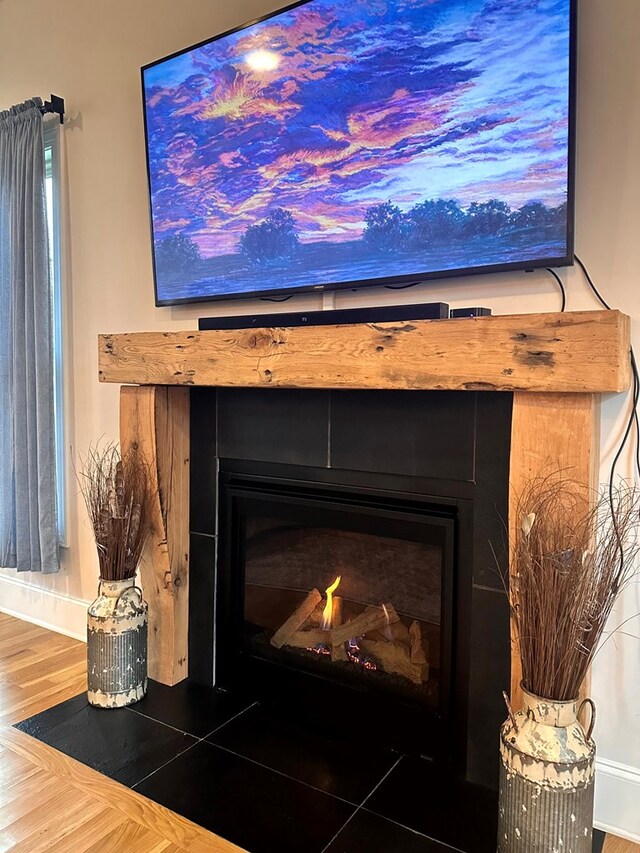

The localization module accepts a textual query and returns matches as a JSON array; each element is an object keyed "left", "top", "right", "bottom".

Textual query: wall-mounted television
[{"left": 142, "top": 0, "right": 575, "bottom": 306}]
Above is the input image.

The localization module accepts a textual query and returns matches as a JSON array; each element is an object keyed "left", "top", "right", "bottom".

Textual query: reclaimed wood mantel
[
  {"left": 99, "top": 309, "right": 630, "bottom": 393},
  {"left": 98, "top": 309, "right": 631, "bottom": 689}
]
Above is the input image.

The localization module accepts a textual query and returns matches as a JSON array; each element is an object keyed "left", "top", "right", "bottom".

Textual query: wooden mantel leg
[
  {"left": 120, "top": 385, "right": 190, "bottom": 686},
  {"left": 509, "top": 391, "right": 600, "bottom": 709}
]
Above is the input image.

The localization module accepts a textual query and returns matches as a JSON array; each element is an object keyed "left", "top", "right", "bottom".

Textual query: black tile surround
[
  {"left": 15, "top": 683, "right": 607, "bottom": 853},
  {"left": 190, "top": 387, "right": 513, "bottom": 789}
]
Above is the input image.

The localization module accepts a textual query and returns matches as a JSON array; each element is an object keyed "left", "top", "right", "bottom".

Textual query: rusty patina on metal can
[
  {"left": 87, "top": 578, "right": 148, "bottom": 708},
  {"left": 498, "top": 687, "right": 596, "bottom": 853}
]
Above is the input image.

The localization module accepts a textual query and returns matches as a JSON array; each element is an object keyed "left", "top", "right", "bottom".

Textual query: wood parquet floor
[
  {"left": 0, "top": 612, "right": 241, "bottom": 851},
  {"left": 0, "top": 611, "right": 637, "bottom": 852}
]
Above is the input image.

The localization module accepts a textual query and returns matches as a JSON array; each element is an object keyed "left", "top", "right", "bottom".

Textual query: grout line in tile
[
  {"left": 319, "top": 754, "right": 403, "bottom": 853},
  {"left": 205, "top": 740, "right": 359, "bottom": 808},
  {"left": 357, "top": 754, "right": 403, "bottom": 809},
  {"left": 131, "top": 737, "right": 202, "bottom": 791},
  {"left": 130, "top": 699, "right": 258, "bottom": 792},
  {"left": 358, "top": 807, "right": 467, "bottom": 853},
  {"left": 125, "top": 704, "right": 199, "bottom": 738},
  {"left": 319, "top": 807, "right": 359, "bottom": 853},
  {"left": 127, "top": 696, "right": 257, "bottom": 743},
  {"left": 354, "top": 756, "right": 467, "bottom": 853},
  {"left": 201, "top": 700, "right": 258, "bottom": 740}
]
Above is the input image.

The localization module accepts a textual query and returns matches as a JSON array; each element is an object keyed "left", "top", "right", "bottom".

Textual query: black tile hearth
[
  {"left": 218, "top": 387, "right": 330, "bottom": 467},
  {"left": 133, "top": 678, "right": 253, "bottom": 738},
  {"left": 209, "top": 702, "right": 398, "bottom": 804},
  {"left": 135, "top": 739, "right": 355, "bottom": 853},
  {"left": 329, "top": 390, "right": 475, "bottom": 481},
  {"left": 15, "top": 693, "right": 196, "bottom": 787},
  {"left": 14, "top": 688, "right": 609, "bottom": 853},
  {"left": 366, "top": 754, "right": 498, "bottom": 853},
  {"left": 592, "top": 828, "right": 606, "bottom": 852},
  {"left": 325, "top": 809, "right": 453, "bottom": 853}
]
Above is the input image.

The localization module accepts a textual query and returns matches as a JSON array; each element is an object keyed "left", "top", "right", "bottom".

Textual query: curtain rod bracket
[{"left": 40, "top": 94, "right": 64, "bottom": 125}]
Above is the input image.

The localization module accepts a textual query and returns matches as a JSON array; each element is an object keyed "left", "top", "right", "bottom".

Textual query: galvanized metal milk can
[
  {"left": 87, "top": 578, "right": 148, "bottom": 708},
  {"left": 498, "top": 687, "right": 596, "bottom": 853}
]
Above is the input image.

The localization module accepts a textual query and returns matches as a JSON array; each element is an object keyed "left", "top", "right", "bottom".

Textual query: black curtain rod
[{"left": 40, "top": 94, "right": 64, "bottom": 124}]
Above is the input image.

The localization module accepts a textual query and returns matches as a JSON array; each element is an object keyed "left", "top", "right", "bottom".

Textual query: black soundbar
[{"left": 198, "top": 302, "right": 449, "bottom": 331}]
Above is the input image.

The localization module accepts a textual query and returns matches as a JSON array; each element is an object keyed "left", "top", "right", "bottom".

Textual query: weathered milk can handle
[
  {"left": 502, "top": 690, "right": 518, "bottom": 732},
  {"left": 96, "top": 580, "right": 144, "bottom": 607},
  {"left": 579, "top": 697, "right": 596, "bottom": 741},
  {"left": 114, "top": 584, "right": 144, "bottom": 608}
]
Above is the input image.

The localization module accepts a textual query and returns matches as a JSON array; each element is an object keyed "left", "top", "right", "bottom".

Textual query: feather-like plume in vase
[
  {"left": 78, "top": 443, "right": 151, "bottom": 581},
  {"left": 510, "top": 474, "right": 639, "bottom": 702}
]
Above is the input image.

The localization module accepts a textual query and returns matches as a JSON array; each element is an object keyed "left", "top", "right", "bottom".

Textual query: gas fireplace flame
[{"left": 321, "top": 575, "right": 342, "bottom": 630}]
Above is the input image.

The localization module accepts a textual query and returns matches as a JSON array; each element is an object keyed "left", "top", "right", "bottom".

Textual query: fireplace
[
  {"left": 216, "top": 465, "right": 463, "bottom": 760},
  {"left": 188, "top": 387, "right": 513, "bottom": 787}
]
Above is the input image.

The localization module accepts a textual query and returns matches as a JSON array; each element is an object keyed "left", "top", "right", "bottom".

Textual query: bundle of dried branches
[
  {"left": 78, "top": 443, "right": 151, "bottom": 582},
  {"left": 510, "top": 475, "right": 639, "bottom": 702}
]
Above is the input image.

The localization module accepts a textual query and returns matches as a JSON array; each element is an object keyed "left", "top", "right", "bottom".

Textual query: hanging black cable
[
  {"left": 575, "top": 254, "right": 611, "bottom": 310},
  {"left": 574, "top": 254, "right": 640, "bottom": 490},
  {"left": 260, "top": 294, "right": 294, "bottom": 302},
  {"left": 384, "top": 281, "right": 420, "bottom": 290},
  {"left": 545, "top": 267, "right": 566, "bottom": 311}
]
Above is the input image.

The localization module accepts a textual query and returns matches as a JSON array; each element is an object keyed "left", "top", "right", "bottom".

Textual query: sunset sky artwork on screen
[{"left": 143, "top": 0, "right": 572, "bottom": 303}]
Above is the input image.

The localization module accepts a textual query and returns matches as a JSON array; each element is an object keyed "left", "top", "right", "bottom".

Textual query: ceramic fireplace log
[
  {"left": 330, "top": 598, "right": 349, "bottom": 662},
  {"left": 270, "top": 589, "right": 322, "bottom": 649},
  {"left": 359, "top": 637, "right": 427, "bottom": 686},
  {"left": 287, "top": 628, "right": 330, "bottom": 649},
  {"left": 410, "top": 621, "right": 428, "bottom": 667},
  {"left": 330, "top": 603, "right": 399, "bottom": 647},
  {"left": 388, "top": 619, "right": 410, "bottom": 645},
  {"left": 305, "top": 600, "right": 325, "bottom": 627}
]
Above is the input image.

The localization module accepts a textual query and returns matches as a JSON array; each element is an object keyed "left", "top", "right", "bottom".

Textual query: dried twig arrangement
[
  {"left": 78, "top": 443, "right": 151, "bottom": 581},
  {"left": 510, "top": 475, "right": 639, "bottom": 702}
]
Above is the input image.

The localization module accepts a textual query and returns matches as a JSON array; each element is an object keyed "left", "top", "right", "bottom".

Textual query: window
[{"left": 43, "top": 120, "right": 66, "bottom": 545}]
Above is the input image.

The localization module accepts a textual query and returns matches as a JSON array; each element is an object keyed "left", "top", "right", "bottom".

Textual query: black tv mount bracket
[{"left": 40, "top": 94, "right": 65, "bottom": 124}]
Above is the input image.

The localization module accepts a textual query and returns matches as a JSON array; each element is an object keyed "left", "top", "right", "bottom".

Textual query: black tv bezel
[{"left": 141, "top": 0, "right": 577, "bottom": 308}]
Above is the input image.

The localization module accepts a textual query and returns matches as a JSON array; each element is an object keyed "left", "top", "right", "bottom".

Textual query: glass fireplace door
[
  {"left": 244, "top": 514, "right": 447, "bottom": 708},
  {"left": 218, "top": 472, "right": 456, "bottom": 734}
]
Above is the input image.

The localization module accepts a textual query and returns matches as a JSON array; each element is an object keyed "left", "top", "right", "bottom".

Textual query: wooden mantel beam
[{"left": 100, "top": 309, "right": 631, "bottom": 394}]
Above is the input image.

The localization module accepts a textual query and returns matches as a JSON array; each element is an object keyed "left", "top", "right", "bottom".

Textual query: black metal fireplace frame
[{"left": 216, "top": 460, "right": 475, "bottom": 768}]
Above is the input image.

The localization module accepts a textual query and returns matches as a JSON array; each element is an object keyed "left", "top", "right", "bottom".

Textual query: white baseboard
[
  {"left": 0, "top": 574, "right": 89, "bottom": 642},
  {"left": 595, "top": 757, "right": 640, "bottom": 843}
]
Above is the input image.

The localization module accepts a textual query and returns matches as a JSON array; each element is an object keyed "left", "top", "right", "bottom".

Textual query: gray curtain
[{"left": 0, "top": 98, "right": 58, "bottom": 572}]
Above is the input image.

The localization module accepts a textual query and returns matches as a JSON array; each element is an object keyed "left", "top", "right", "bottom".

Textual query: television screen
[{"left": 142, "top": 0, "right": 574, "bottom": 306}]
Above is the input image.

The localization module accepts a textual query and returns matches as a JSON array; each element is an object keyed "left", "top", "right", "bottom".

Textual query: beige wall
[{"left": 1, "top": 0, "right": 639, "bottom": 838}]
